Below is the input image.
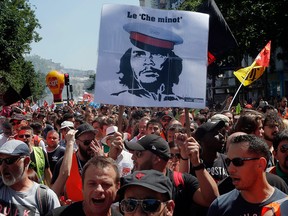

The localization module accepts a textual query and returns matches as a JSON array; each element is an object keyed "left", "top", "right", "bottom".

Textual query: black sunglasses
[
  {"left": 225, "top": 157, "right": 260, "bottom": 167},
  {"left": 18, "top": 134, "right": 31, "bottom": 139},
  {"left": 78, "top": 139, "right": 93, "bottom": 146},
  {"left": 120, "top": 199, "right": 164, "bottom": 213},
  {"left": 0, "top": 157, "right": 24, "bottom": 165}
]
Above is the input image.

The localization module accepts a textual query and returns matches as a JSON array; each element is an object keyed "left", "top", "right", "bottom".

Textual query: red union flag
[{"left": 255, "top": 41, "right": 271, "bottom": 67}]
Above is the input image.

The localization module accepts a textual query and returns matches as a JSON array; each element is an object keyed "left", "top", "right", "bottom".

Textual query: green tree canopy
[
  {"left": 180, "top": 0, "right": 288, "bottom": 72},
  {"left": 0, "top": 0, "right": 44, "bottom": 101}
]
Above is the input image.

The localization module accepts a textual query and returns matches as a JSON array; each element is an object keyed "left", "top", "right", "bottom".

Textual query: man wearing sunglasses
[
  {"left": 51, "top": 123, "right": 103, "bottom": 204},
  {"left": 207, "top": 134, "right": 287, "bottom": 216},
  {"left": 9, "top": 113, "right": 27, "bottom": 134},
  {"left": 0, "top": 139, "right": 60, "bottom": 215},
  {"left": 118, "top": 170, "right": 174, "bottom": 216},
  {"left": 125, "top": 134, "right": 219, "bottom": 216},
  {"left": 16, "top": 126, "right": 52, "bottom": 187},
  {"left": 218, "top": 132, "right": 288, "bottom": 195}
]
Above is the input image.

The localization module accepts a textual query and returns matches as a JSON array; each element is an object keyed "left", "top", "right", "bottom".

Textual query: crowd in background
[{"left": 1, "top": 96, "right": 288, "bottom": 215}]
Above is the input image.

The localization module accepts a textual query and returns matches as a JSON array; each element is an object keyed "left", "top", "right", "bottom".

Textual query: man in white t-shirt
[
  {"left": 103, "top": 126, "right": 133, "bottom": 177},
  {"left": 0, "top": 139, "right": 60, "bottom": 215}
]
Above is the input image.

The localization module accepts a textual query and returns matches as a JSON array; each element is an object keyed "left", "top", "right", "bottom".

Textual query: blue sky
[{"left": 29, "top": 0, "right": 139, "bottom": 71}]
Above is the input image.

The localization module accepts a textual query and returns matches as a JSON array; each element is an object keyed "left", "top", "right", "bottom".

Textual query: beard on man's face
[
  {"left": 78, "top": 145, "right": 94, "bottom": 161},
  {"left": 139, "top": 66, "right": 168, "bottom": 93},
  {"left": 263, "top": 131, "right": 278, "bottom": 142}
]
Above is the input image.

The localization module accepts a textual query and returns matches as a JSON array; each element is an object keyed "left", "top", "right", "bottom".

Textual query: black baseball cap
[
  {"left": 118, "top": 170, "right": 172, "bottom": 200},
  {"left": 125, "top": 134, "right": 170, "bottom": 161},
  {"left": 75, "top": 123, "right": 97, "bottom": 139},
  {"left": 195, "top": 120, "right": 225, "bottom": 140},
  {"left": 158, "top": 110, "right": 174, "bottom": 120}
]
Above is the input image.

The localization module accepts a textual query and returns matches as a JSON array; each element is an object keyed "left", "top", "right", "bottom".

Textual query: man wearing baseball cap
[
  {"left": 118, "top": 170, "right": 175, "bottom": 215},
  {"left": 194, "top": 119, "right": 229, "bottom": 182},
  {"left": 51, "top": 123, "right": 103, "bottom": 203},
  {"left": 0, "top": 140, "right": 60, "bottom": 215},
  {"left": 59, "top": 120, "right": 76, "bottom": 149},
  {"left": 125, "top": 134, "right": 219, "bottom": 216},
  {"left": 112, "top": 22, "right": 183, "bottom": 101}
]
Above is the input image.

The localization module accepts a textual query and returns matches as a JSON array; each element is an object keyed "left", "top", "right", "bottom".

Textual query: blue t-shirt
[{"left": 207, "top": 188, "right": 287, "bottom": 216}]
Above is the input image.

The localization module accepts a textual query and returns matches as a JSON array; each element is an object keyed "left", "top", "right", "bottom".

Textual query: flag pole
[{"left": 228, "top": 68, "right": 251, "bottom": 111}]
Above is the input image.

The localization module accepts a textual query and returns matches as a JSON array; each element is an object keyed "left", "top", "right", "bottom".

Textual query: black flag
[
  {"left": 2, "top": 86, "right": 21, "bottom": 106},
  {"left": 197, "top": 0, "right": 238, "bottom": 64},
  {"left": 20, "top": 82, "right": 32, "bottom": 100}
]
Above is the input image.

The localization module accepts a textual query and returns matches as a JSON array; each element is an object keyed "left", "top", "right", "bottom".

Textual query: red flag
[
  {"left": 24, "top": 99, "right": 30, "bottom": 107},
  {"left": 208, "top": 52, "right": 216, "bottom": 65},
  {"left": 255, "top": 41, "right": 271, "bottom": 67},
  {"left": 83, "top": 92, "right": 93, "bottom": 102},
  {"left": 43, "top": 100, "right": 48, "bottom": 107},
  {"left": 69, "top": 100, "right": 75, "bottom": 107}
]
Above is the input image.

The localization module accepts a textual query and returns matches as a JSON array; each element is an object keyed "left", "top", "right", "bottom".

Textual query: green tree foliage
[
  {"left": 179, "top": 0, "right": 288, "bottom": 72},
  {"left": 0, "top": 0, "right": 44, "bottom": 101}
]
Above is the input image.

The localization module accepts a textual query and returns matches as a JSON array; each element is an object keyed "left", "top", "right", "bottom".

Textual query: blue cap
[{"left": 0, "top": 140, "right": 30, "bottom": 156}]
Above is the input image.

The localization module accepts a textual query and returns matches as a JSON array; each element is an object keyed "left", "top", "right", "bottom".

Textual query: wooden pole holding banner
[
  {"left": 228, "top": 69, "right": 251, "bottom": 111},
  {"left": 117, "top": 105, "right": 125, "bottom": 133},
  {"left": 185, "top": 108, "right": 191, "bottom": 137}
]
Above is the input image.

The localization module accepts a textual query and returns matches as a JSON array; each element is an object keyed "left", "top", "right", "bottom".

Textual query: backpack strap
[
  {"left": 36, "top": 184, "right": 49, "bottom": 216},
  {"left": 173, "top": 171, "right": 184, "bottom": 188}
]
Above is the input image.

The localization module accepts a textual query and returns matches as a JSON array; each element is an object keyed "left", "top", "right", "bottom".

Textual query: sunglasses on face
[
  {"left": 120, "top": 199, "right": 164, "bottom": 214},
  {"left": 18, "top": 134, "right": 31, "bottom": 139},
  {"left": 170, "top": 153, "right": 181, "bottom": 160},
  {"left": 78, "top": 139, "right": 93, "bottom": 146},
  {"left": 279, "top": 144, "right": 288, "bottom": 153},
  {"left": 225, "top": 157, "right": 260, "bottom": 167},
  {"left": 0, "top": 157, "right": 24, "bottom": 165}
]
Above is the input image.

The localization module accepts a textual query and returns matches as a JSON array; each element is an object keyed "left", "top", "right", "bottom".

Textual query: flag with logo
[{"left": 234, "top": 41, "right": 271, "bottom": 86}]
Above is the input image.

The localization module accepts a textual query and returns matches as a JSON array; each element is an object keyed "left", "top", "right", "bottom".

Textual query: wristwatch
[{"left": 192, "top": 160, "right": 205, "bottom": 171}]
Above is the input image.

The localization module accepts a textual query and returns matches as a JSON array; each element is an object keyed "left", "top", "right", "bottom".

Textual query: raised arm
[
  {"left": 185, "top": 136, "right": 219, "bottom": 207},
  {"left": 51, "top": 129, "right": 76, "bottom": 197}
]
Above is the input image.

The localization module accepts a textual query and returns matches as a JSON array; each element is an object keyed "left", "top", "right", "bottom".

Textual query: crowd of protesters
[{"left": 1, "top": 96, "right": 288, "bottom": 215}]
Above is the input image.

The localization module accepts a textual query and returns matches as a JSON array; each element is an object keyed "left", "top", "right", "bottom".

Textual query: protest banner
[{"left": 94, "top": 4, "right": 209, "bottom": 108}]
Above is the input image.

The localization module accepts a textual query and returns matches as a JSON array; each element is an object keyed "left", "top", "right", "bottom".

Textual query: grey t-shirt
[{"left": 0, "top": 180, "right": 60, "bottom": 216}]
